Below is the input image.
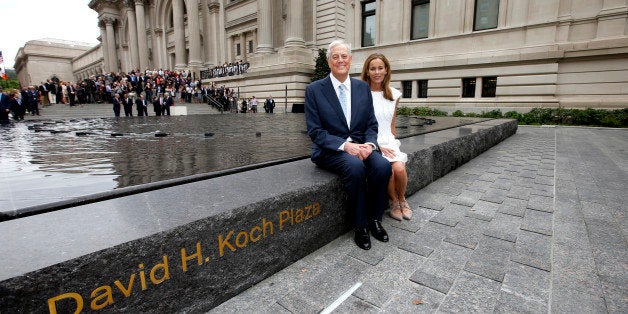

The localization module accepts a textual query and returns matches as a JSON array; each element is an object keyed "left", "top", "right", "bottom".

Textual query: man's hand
[{"left": 344, "top": 142, "right": 373, "bottom": 160}]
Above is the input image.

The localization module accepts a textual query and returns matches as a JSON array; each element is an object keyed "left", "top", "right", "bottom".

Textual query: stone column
[
  {"left": 240, "top": 33, "right": 247, "bottom": 60},
  {"left": 257, "top": 0, "right": 273, "bottom": 53},
  {"left": 207, "top": 2, "right": 221, "bottom": 65},
  {"left": 186, "top": 0, "right": 202, "bottom": 76},
  {"left": 151, "top": 1, "right": 162, "bottom": 68},
  {"left": 135, "top": 0, "right": 149, "bottom": 71},
  {"left": 284, "top": 0, "right": 305, "bottom": 47},
  {"left": 126, "top": 9, "right": 140, "bottom": 70},
  {"left": 227, "top": 36, "right": 233, "bottom": 61},
  {"left": 104, "top": 17, "right": 119, "bottom": 73},
  {"left": 172, "top": 0, "right": 186, "bottom": 70},
  {"left": 201, "top": 0, "right": 212, "bottom": 65},
  {"left": 99, "top": 22, "right": 111, "bottom": 73}
]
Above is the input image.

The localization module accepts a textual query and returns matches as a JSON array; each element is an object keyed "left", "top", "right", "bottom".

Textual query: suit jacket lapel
[{"left": 321, "top": 76, "right": 349, "bottom": 129}]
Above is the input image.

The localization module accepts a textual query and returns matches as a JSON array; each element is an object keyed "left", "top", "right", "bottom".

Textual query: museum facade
[{"left": 15, "top": 0, "right": 628, "bottom": 111}]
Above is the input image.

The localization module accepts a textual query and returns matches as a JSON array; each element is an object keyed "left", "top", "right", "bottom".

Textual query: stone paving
[{"left": 213, "top": 126, "right": 627, "bottom": 313}]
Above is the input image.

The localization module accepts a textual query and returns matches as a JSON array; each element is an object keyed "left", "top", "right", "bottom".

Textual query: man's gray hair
[{"left": 326, "top": 40, "right": 352, "bottom": 59}]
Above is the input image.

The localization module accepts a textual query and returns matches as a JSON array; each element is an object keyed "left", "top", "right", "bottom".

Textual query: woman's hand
[{"left": 380, "top": 147, "right": 396, "bottom": 159}]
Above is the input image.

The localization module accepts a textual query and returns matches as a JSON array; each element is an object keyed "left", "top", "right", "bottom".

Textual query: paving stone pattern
[{"left": 213, "top": 126, "right": 627, "bottom": 313}]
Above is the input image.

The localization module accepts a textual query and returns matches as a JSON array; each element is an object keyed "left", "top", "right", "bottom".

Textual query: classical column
[
  {"left": 172, "top": 0, "right": 186, "bottom": 70},
  {"left": 99, "top": 22, "right": 111, "bottom": 73},
  {"left": 284, "top": 0, "right": 305, "bottom": 47},
  {"left": 186, "top": 0, "right": 202, "bottom": 75},
  {"left": 135, "top": 0, "right": 149, "bottom": 71},
  {"left": 126, "top": 8, "right": 140, "bottom": 69},
  {"left": 104, "top": 17, "right": 119, "bottom": 72},
  {"left": 151, "top": 1, "right": 163, "bottom": 68},
  {"left": 201, "top": 0, "right": 212, "bottom": 65},
  {"left": 240, "top": 33, "right": 247, "bottom": 60},
  {"left": 207, "top": 2, "right": 221, "bottom": 65},
  {"left": 257, "top": 0, "right": 273, "bottom": 53}
]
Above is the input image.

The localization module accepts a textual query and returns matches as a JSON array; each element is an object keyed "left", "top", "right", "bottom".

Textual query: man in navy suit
[
  {"left": 112, "top": 93, "right": 121, "bottom": 117},
  {"left": 305, "top": 40, "right": 392, "bottom": 250}
]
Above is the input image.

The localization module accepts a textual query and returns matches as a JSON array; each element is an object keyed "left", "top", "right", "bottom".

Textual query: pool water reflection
[{"left": 0, "top": 114, "right": 480, "bottom": 211}]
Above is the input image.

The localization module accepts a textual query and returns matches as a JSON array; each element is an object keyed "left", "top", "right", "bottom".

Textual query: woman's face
[{"left": 368, "top": 58, "right": 387, "bottom": 86}]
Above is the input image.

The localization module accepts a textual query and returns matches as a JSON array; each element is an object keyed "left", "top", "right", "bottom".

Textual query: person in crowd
[
  {"left": 264, "top": 95, "right": 275, "bottom": 113},
  {"left": 27, "top": 86, "right": 40, "bottom": 115},
  {"left": 20, "top": 87, "right": 29, "bottom": 114},
  {"left": 250, "top": 96, "right": 258, "bottom": 113},
  {"left": 38, "top": 82, "right": 49, "bottom": 106},
  {"left": 164, "top": 92, "right": 173, "bottom": 116},
  {"left": 153, "top": 94, "right": 163, "bottom": 116},
  {"left": 123, "top": 93, "right": 134, "bottom": 116},
  {"left": 0, "top": 88, "right": 10, "bottom": 124},
  {"left": 61, "top": 82, "right": 68, "bottom": 104},
  {"left": 49, "top": 80, "right": 57, "bottom": 104},
  {"left": 10, "top": 90, "right": 25, "bottom": 121},
  {"left": 112, "top": 93, "right": 121, "bottom": 117},
  {"left": 240, "top": 98, "right": 248, "bottom": 113},
  {"left": 305, "top": 39, "right": 392, "bottom": 250},
  {"left": 361, "top": 53, "right": 412, "bottom": 221},
  {"left": 136, "top": 94, "right": 148, "bottom": 116},
  {"left": 67, "top": 82, "right": 76, "bottom": 106}
]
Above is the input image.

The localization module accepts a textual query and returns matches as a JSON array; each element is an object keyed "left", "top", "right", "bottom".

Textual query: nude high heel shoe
[
  {"left": 400, "top": 200, "right": 412, "bottom": 220},
  {"left": 389, "top": 201, "right": 403, "bottom": 221}
]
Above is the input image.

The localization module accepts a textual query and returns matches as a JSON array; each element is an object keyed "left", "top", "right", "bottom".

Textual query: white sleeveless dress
[{"left": 372, "top": 88, "right": 407, "bottom": 163}]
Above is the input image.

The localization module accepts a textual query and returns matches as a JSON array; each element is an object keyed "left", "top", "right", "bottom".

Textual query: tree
[{"left": 311, "top": 48, "right": 330, "bottom": 82}]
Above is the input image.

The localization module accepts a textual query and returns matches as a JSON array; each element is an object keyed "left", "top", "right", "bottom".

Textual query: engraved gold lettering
[
  {"left": 181, "top": 242, "right": 203, "bottom": 272},
  {"left": 48, "top": 292, "right": 83, "bottom": 314},
  {"left": 295, "top": 208, "right": 304, "bottom": 223},
  {"left": 218, "top": 230, "right": 236, "bottom": 257},
  {"left": 313, "top": 202, "right": 321, "bottom": 216},
  {"left": 262, "top": 218, "right": 274, "bottom": 236},
  {"left": 235, "top": 231, "right": 249, "bottom": 248},
  {"left": 138, "top": 264, "right": 147, "bottom": 290},
  {"left": 250, "top": 225, "right": 262, "bottom": 242},
  {"left": 279, "top": 209, "right": 291, "bottom": 231},
  {"left": 113, "top": 274, "right": 135, "bottom": 297},
  {"left": 90, "top": 285, "right": 113, "bottom": 310},
  {"left": 150, "top": 255, "right": 170, "bottom": 284}
]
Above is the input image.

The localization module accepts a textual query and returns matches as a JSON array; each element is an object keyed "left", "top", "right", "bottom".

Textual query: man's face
[{"left": 328, "top": 45, "right": 352, "bottom": 79}]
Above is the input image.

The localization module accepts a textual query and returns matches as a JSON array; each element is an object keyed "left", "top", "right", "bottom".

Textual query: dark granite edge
[{"left": 0, "top": 156, "right": 309, "bottom": 222}]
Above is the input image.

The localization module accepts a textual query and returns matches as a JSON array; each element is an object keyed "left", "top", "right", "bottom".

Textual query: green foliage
[
  {"left": 480, "top": 109, "right": 503, "bottom": 119},
  {"left": 407, "top": 107, "right": 448, "bottom": 116},
  {"left": 396, "top": 106, "right": 627, "bottom": 127},
  {"left": 504, "top": 111, "right": 522, "bottom": 120},
  {"left": 311, "top": 48, "right": 330, "bottom": 82},
  {"left": 0, "top": 79, "right": 20, "bottom": 90},
  {"left": 396, "top": 106, "right": 412, "bottom": 116}
]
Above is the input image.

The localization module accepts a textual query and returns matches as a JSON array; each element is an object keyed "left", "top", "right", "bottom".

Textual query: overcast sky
[{"left": 1, "top": 0, "right": 100, "bottom": 69}]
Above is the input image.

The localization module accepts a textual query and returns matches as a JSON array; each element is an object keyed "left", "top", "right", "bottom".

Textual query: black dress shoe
[
  {"left": 369, "top": 220, "right": 389, "bottom": 242},
  {"left": 354, "top": 227, "right": 371, "bottom": 250}
]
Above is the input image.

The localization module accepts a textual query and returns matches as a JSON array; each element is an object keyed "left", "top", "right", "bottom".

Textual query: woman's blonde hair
[{"left": 361, "top": 53, "right": 393, "bottom": 101}]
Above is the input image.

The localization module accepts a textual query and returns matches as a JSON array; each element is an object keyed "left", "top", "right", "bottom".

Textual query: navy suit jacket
[{"left": 305, "top": 75, "right": 378, "bottom": 162}]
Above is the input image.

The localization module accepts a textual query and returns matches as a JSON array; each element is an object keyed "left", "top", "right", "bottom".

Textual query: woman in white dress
[{"left": 361, "top": 53, "right": 412, "bottom": 221}]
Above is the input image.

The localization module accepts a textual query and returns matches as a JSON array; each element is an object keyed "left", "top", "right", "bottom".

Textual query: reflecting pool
[{"left": 0, "top": 114, "right": 480, "bottom": 211}]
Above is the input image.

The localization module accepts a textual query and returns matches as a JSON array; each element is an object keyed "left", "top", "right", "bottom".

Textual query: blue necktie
[{"left": 338, "top": 84, "right": 347, "bottom": 118}]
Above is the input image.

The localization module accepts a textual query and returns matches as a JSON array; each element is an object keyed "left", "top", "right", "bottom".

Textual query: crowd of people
[
  {"left": 0, "top": 65, "right": 277, "bottom": 121},
  {"left": 201, "top": 60, "right": 250, "bottom": 79}
]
